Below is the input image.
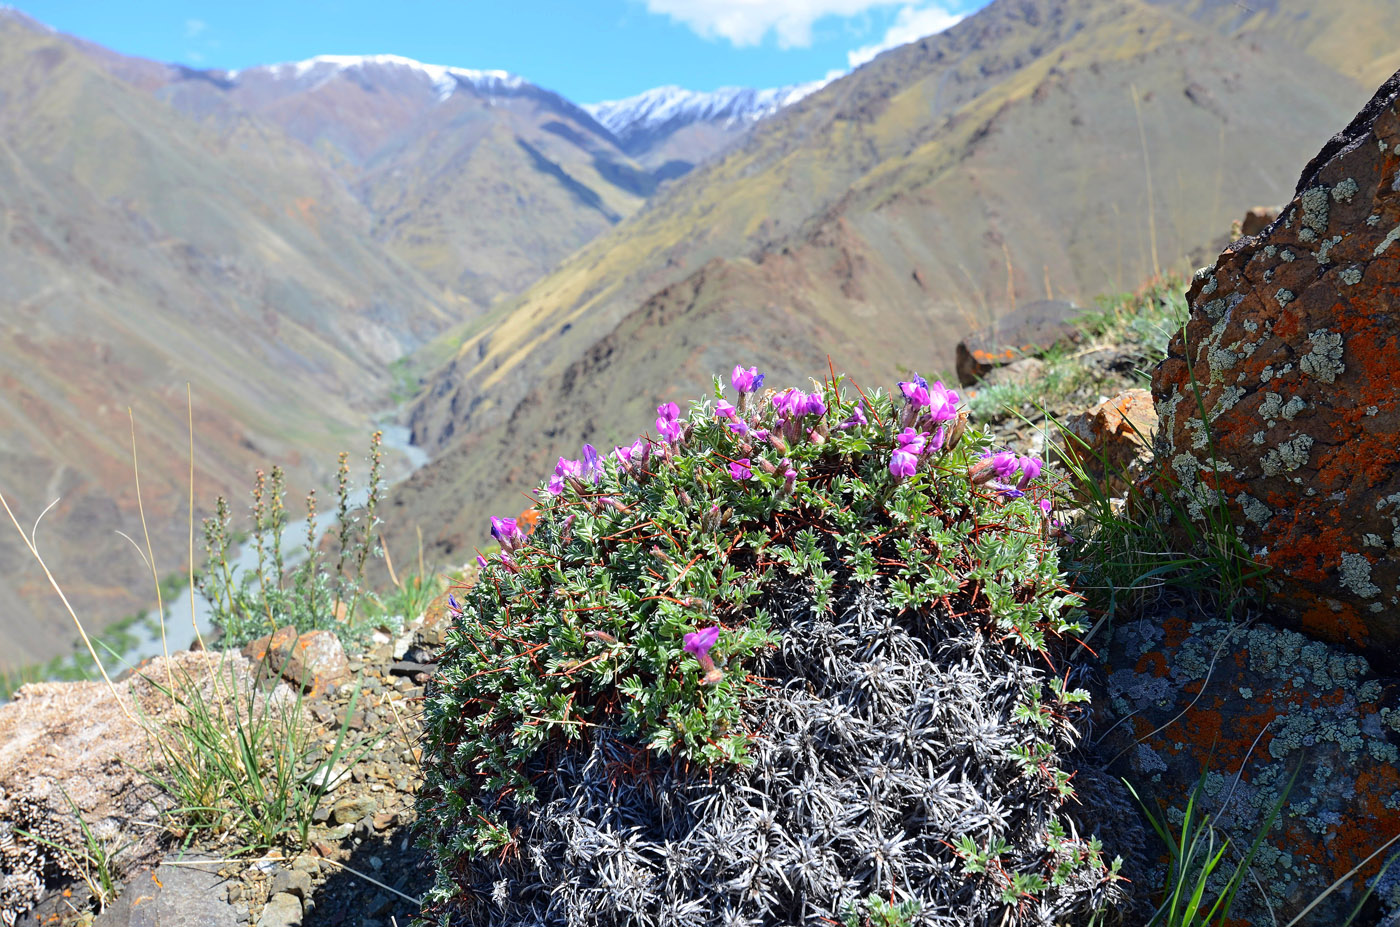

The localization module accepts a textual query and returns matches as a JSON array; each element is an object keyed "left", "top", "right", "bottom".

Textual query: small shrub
[
  {"left": 198, "top": 432, "right": 390, "bottom": 650},
  {"left": 417, "top": 369, "right": 1126, "bottom": 926}
]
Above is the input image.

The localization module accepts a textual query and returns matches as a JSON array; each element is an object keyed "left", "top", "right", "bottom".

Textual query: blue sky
[{"left": 15, "top": 0, "right": 985, "bottom": 102}]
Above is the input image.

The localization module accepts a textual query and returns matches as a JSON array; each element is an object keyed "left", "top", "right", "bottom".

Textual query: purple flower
[
  {"left": 715, "top": 400, "right": 737, "bottom": 419},
  {"left": 1039, "top": 499, "right": 1054, "bottom": 516},
  {"left": 731, "top": 366, "right": 764, "bottom": 394},
  {"left": 475, "top": 555, "right": 487, "bottom": 569},
  {"left": 803, "top": 392, "right": 827, "bottom": 417},
  {"left": 684, "top": 626, "right": 720, "bottom": 660},
  {"left": 890, "top": 449, "right": 919, "bottom": 479},
  {"left": 896, "top": 427, "right": 928, "bottom": 455},
  {"left": 729, "top": 458, "right": 753, "bottom": 481},
  {"left": 1016, "top": 455, "right": 1043, "bottom": 491},
  {"left": 582, "top": 444, "right": 603, "bottom": 483},
  {"left": 545, "top": 456, "right": 583, "bottom": 496},
  {"left": 657, "top": 417, "right": 684, "bottom": 443},
  {"left": 683, "top": 626, "right": 724, "bottom": 685},
  {"left": 729, "top": 419, "right": 750, "bottom": 436},
  {"left": 657, "top": 402, "right": 681, "bottom": 422},
  {"left": 491, "top": 516, "right": 526, "bottom": 552},
  {"left": 783, "top": 467, "right": 798, "bottom": 493},
  {"left": 899, "top": 375, "right": 931, "bottom": 408},
  {"left": 926, "top": 381, "right": 960, "bottom": 424},
  {"left": 839, "top": 402, "right": 868, "bottom": 430},
  {"left": 447, "top": 594, "right": 463, "bottom": 617}
]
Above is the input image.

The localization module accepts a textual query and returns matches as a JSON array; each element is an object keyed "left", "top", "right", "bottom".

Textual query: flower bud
[{"left": 946, "top": 410, "right": 968, "bottom": 451}]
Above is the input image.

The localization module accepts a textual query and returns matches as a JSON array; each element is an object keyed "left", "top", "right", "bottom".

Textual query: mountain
[
  {"left": 387, "top": 0, "right": 1398, "bottom": 566},
  {"left": 0, "top": 10, "right": 461, "bottom": 665},
  {"left": 585, "top": 81, "right": 826, "bottom": 176},
  {"left": 79, "top": 52, "right": 658, "bottom": 308}
]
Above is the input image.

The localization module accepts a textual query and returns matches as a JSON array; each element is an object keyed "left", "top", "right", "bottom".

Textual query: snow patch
[
  {"left": 584, "top": 78, "right": 828, "bottom": 141},
  {"left": 231, "top": 54, "right": 527, "bottom": 103}
]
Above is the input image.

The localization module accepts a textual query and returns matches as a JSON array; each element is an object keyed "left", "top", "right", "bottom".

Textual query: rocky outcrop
[
  {"left": 1097, "top": 612, "right": 1400, "bottom": 925},
  {"left": 955, "top": 299, "right": 1085, "bottom": 386},
  {"left": 0, "top": 652, "right": 260, "bottom": 926},
  {"left": 1152, "top": 68, "right": 1400, "bottom": 670},
  {"left": 1061, "top": 388, "right": 1157, "bottom": 499}
]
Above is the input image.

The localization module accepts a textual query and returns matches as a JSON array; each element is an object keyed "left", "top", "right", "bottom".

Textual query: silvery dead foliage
[
  {"left": 0, "top": 786, "right": 76, "bottom": 927},
  {"left": 437, "top": 582, "right": 1133, "bottom": 926}
]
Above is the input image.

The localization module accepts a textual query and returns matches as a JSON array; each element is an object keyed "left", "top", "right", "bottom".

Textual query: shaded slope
[
  {"left": 0, "top": 15, "right": 452, "bottom": 666},
  {"left": 391, "top": 0, "right": 1387, "bottom": 563}
]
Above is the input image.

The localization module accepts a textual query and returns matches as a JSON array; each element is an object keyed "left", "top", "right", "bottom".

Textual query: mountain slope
[
  {"left": 389, "top": 0, "right": 1391, "bottom": 563},
  {"left": 0, "top": 12, "right": 454, "bottom": 666},
  {"left": 96, "top": 53, "right": 657, "bottom": 307}
]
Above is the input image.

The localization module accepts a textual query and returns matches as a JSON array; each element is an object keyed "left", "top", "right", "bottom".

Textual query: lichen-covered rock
[
  {"left": 1097, "top": 613, "right": 1400, "bottom": 925},
  {"left": 1061, "top": 388, "right": 1157, "bottom": 500},
  {"left": 956, "top": 299, "right": 1085, "bottom": 386},
  {"left": 1152, "top": 69, "right": 1400, "bottom": 669}
]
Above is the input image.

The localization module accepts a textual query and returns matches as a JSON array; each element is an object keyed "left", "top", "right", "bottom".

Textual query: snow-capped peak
[
  {"left": 585, "top": 79, "right": 828, "bottom": 143},
  {"left": 231, "top": 54, "right": 528, "bottom": 103}
]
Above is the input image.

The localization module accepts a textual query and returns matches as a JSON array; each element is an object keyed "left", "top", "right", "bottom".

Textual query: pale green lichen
[
  {"left": 1340, "top": 265, "right": 1363, "bottom": 286},
  {"left": 1364, "top": 534, "right": 1386, "bottom": 548},
  {"left": 1366, "top": 213, "right": 1382, "bottom": 227},
  {"left": 1376, "top": 224, "right": 1400, "bottom": 256},
  {"left": 1236, "top": 492, "right": 1272, "bottom": 525},
  {"left": 1280, "top": 248, "right": 1295, "bottom": 262},
  {"left": 1275, "top": 288, "right": 1295, "bottom": 307},
  {"left": 1213, "top": 385, "right": 1246, "bottom": 414},
  {"left": 1331, "top": 178, "right": 1359, "bottom": 202},
  {"left": 1300, "top": 186, "right": 1330, "bottom": 234},
  {"left": 1300, "top": 329, "right": 1345, "bottom": 383},
  {"left": 1315, "top": 235, "right": 1342, "bottom": 264},
  {"left": 1340, "top": 552, "right": 1382, "bottom": 598},
  {"left": 1261, "top": 434, "right": 1313, "bottom": 476}
]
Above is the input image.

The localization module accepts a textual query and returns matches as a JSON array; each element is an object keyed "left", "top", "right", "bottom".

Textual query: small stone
[
  {"left": 269, "top": 868, "right": 312, "bottom": 901},
  {"left": 331, "top": 795, "right": 377, "bottom": 824},
  {"left": 369, "top": 856, "right": 384, "bottom": 872},
  {"left": 256, "top": 892, "right": 303, "bottom": 927},
  {"left": 389, "top": 660, "right": 435, "bottom": 678},
  {"left": 373, "top": 811, "right": 399, "bottom": 830}
]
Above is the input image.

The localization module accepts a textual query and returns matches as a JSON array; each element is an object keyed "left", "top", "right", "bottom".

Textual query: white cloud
[
  {"left": 643, "top": 0, "right": 903, "bottom": 49},
  {"left": 184, "top": 18, "right": 207, "bottom": 39},
  {"left": 846, "top": 3, "right": 963, "bottom": 68}
]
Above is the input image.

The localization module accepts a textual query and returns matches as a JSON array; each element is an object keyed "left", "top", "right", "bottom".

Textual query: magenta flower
[
  {"left": 899, "top": 375, "right": 931, "bottom": 408},
  {"left": 926, "top": 381, "right": 959, "bottom": 424},
  {"left": 896, "top": 427, "right": 928, "bottom": 455},
  {"left": 490, "top": 516, "right": 526, "bottom": 552},
  {"left": 684, "top": 626, "right": 720, "bottom": 659},
  {"left": 475, "top": 555, "right": 488, "bottom": 569},
  {"left": 715, "top": 400, "right": 737, "bottom": 419},
  {"left": 657, "top": 419, "right": 683, "bottom": 443},
  {"left": 683, "top": 626, "right": 724, "bottom": 685},
  {"left": 728, "top": 419, "right": 750, "bottom": 436},
  {"left": 839, "top": 402, "right": 868, "bottom": 430},
  {"left": 731, "top": 366, "right": 764, "bottom": 394},
  {"left": 729, "top": 458, "right": 753, "bottom": 481},
  {"left": 804, "top": 392, "right": 827, "bottom": 417},
  {"left": 1016, "top": 455, "right": 1043, "bottom": 490},
  {"left": 890, "top": 449, "right": 918, "bottom": 479},
  {"left": 1039, "top": 498, "right": 1053, "bottom": 516},
  {"left": 657, "top": 402, "right": 680, "bottom": 422},
  {"left": 783, "top": 466, "right": 798, "bottom": 493},
  {"left": 582, "top": 444, "right": 602, "bottom": 483}
]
